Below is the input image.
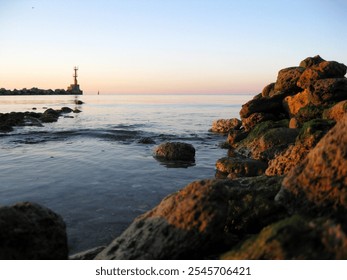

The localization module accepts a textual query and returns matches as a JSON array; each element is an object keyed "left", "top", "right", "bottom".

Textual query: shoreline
[{"left": 1, "top": 55, "right": 347, "bottom": 260}]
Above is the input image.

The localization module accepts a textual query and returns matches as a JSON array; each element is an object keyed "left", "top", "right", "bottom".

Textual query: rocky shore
[{"left": 1, "top": 55, "right": 347, "bottom": 259}]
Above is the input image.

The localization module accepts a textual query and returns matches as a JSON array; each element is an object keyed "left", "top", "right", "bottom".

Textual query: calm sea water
[{"left": 0, "top": 94, "right": 251, "bottom": 254}]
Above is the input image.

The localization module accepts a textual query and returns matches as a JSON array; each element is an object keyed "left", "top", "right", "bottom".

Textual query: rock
[
  {"left": 215, "top": 157, "right": 268, "bottom": 179},
  {"left": 308, "top": 78, "right": 347, "bottom": 105},
  {"left": 0, "top": 202, "right": 68, "bottom": 259},
  {"left": 323, "top": 100, "right": 347, "bottom": 122},
  {"left": 288, "top": 117, "right": 299, "bottom": 128},
  {"left": 154, "top": 142, "right": 195, "bottom": 162},
  {"left": 275, "top": 115, "right": 347, "bottom": 217},
  {"left": 299, "top": 55, "right": 325, "bottom": 68},
  {"left": 227, "top": 129, "right": 248, "bottom": 147},
  {"left": 60, "top": 107, "right": 73, "bottom": 113},
  {"left": 283, "top": 89, "right": 311, "bottom": 117},
  {"left": 210, "top": 118, "right": 241, "bottom": 133},
  {"left": 266, "top": 119, "right": 335, "bottom": 176},
  {"left": 295, "top": 105, "right": 325, "bottom": 124},
  {"left": 241, "top": 112, "right": 277, "bottom": 132},
  {"left": 296, "top": 119, "right": 335, "bottom": 148},
  {"left": 273, "top": 67, "right": 305, "bottom": 94},
  {"left": 138, "top": 137, "right": 156, "bottom": 144},
  {"left": 70, "top": 246, "right": 106, "bottom": 260},
  {"left": 265, "top": 143, "right": 309, "bottom": 176},
  {"left": 221, "top": 215, "right": 347, "bottom": 260},
  {"left": 74, "top": 100, "right": 84, "bottom": 105},
  {"left": 239, "top": 95, "right": 284, "bottom": 119},
  {"left": 95, "top": 177, "right": 286, "bottom": 260},
  {"left": 297, "top": 61, "right": 347, "bottom": 89},
  {"left": 236, "top": 120, "right": 298, "bottom": 160},
  {"left": 73, "top": 109, "right": 82, "bottom": 113},
  {"left": 261, "top": 83, "right": 275, "bottom": 97},
  {"left": 40, "top": 108, "right": 60, "bottom": 123}
]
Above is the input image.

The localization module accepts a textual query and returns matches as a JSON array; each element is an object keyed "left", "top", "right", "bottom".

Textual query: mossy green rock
[{"left": 221, "top": 215, "right": 347, "bottom": 260}]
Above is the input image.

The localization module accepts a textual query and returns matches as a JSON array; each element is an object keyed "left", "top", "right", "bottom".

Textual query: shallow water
[{"left": 0, "top": 94, "right": 251, "bottom": 253}]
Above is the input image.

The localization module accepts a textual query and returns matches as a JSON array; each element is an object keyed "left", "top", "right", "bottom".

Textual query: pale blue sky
[{"left": 0, "top": 0, "right": 346, "bottom": 94}]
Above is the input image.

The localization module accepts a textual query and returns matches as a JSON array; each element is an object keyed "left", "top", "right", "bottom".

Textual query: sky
[{"left": 0, "top": 0, "right": 346, "bottom": 94}]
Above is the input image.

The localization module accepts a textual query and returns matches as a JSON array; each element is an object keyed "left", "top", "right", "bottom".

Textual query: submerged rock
[
  {"left": 154, "top": 142, "right": 195, "bottom": 162},
  {"left": 0, "top": 202, "right": 68, "bottom": 260}
]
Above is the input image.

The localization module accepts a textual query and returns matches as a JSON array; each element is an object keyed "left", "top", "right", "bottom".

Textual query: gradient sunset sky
[{"left": 0, "top": 0, "right": 346, "bottom": 94}]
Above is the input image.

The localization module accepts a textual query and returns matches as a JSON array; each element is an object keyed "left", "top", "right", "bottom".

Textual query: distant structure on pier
[{"left": 67, "top": 66, "right": 83, "bottom": 94}]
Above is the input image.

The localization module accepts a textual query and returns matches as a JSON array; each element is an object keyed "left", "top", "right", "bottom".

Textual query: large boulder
[
  {"left": 323, "top": 100, "right": 347, "bottom": 122},
  {"left": 216, "top": 157, "right": 268, "bottom": 178},
  {"left": 239, "top": 95, "right": 284, "bottom": 119},
  {"left": 241, "top": 112, "right": 277, "bottom": 132},
  {"left": 299, "top": 55, "right": 325, "bottom": 68},
  {"left": 283, "top": 89, "right": 311, "bottom": 117},
  {"left": 95, "top": 177, "right": 286, "bottom": 259},
  {"left": 221, "top": 215, "right": 347, "bottom": 260},
  {"left": 308, "top": 78, "right": 347, "bottom": 105},
  {"left": 275, "top": 115, "right": 347, "bottom": 217},
  {"left": 266, "top": 119, "right": 336, "bottom": 176},
  {"left": 297, "top": 61, "right": 347, "bottom": 89},
  {"left": 0, "top": 202, "right": 68, "bottom": 260},
  {"left": 153, "top": 142, "right": 195, "bottom": 162},
  {"left": 236, "top": 120, "right": 298, "bottom": 160},
  {"left": 210, "top": 118, "right": 241, "bottom": 134},
  {"left": 273, "top": 67, "right": 305, "bottom": 94}
]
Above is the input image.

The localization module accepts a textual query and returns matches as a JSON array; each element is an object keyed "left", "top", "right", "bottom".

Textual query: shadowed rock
[
  {"left": 95, "top": 177, "right": 286, "bottom": 259},
  {"left": 221, "top": 215, "right": 347, "bottom": 260},
  {"left": 0, "top": 202, "right": 68, "bottom": 260}
]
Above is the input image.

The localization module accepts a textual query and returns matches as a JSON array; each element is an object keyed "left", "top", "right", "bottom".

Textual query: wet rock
[
  {"left": 221, "top": 215, "right": 347, "bottom": 260},
  {"left": 297, "top": 61, "right": 347, "bottom": 89},
  {"left": 274, "top": 66, "right": 305, "bottom": 94},
  {"left": 210, "top": 118, "right": 241, "bottom": 134},
  {"left": 276, "top": 115, "right": 347, "bottom": 217},
  {"left": 138, "top": 137, "right": 156, "bottom": 144},
  {"left": 308, "top": 78, "right": 347, "bottom": 105},
  {"left": 154, "top": 142, "right": 195, "bottom": 162},
  {"left": 0, "top": 202, "right": 68, "bottom": 260},
  {"left": 323, "top": 100, "right": 347, "bottom": 122},
  {"left": 216, "top": 157, "right": 268, "bottom": 178},
  {"left": 60, "top": 107, "right": 73, "bottom": 113},
  {"left": 95, "top": 176, "right": 286, "bottom": 260},
  {"left": 40, "top": 108, "right": 60, "bottom": 123}
]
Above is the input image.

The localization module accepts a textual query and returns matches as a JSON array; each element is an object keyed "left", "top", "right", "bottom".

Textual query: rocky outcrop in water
[
  {"left": 0, "top": 107, "right": 78, "bottom": 132},
  {"left": 0, "top": 202, "right": 68, "bottom": 259},
  {"left": 154, "top": 142, "right": 195, "bottom": 162},
  {"left": 93, "top": 55, "right": 347, "bottom": 260}
]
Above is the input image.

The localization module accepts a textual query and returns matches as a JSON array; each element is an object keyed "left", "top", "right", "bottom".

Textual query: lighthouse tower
[{"left": 67, "top": 66, "right": 83, "bottom": 94}]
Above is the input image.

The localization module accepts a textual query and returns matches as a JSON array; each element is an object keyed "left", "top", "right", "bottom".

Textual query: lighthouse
[{"left": 67, "top": 66, "right": 83, "bottom": 94}]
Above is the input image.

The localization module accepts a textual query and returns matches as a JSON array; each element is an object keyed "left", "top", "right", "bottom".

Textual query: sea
[{"left": 0, "top": 94, "right": 252, "bottom": 254}]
